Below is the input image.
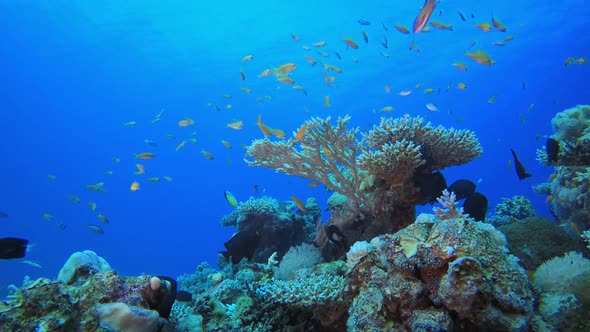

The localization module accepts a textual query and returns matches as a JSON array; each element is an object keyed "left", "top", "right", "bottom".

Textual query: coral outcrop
[
  {"left": 347, "top": 217, "right": 535, "bottom": 331},
  {"left": 246, "top": 114, "right": 482, "bottom": 254},
  {"left": 0, "top": 251, "right": 175, "bottom": 332}
]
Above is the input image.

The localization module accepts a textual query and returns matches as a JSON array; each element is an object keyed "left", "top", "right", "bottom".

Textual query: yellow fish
[
  {"left": 465, "top": 50, "right": 495, "bottom": 66},
  {"left": 221, "top": 140, "right": 232, "bottom": 149},
  {"left": 176, "top": 141, "right": 186, "bottom": 152},
  {"left": 201, "top": 150, "right": 214, "bottom": 160},
  {"left": 88, "top": 201, "right": 97, "bottom": 212},
  {"left": 452, "top": 62, "right": 468, "bottom": 71},
  {"left": 227, "top": 120, "right": 243, "bottom": 130},
  {"left": 69, "top": 195, "right": 80, "bottom": 204},
  {"left": 380, "top": 106, "right": 394, "bottom": 112},
  {"left": 97, "top": 214, "right": 109, "bottom": 224},
  {"left": 130, "top": 181, "right": 140, "bottom": 192},
  {"left": 257, "top": 115, "right": 272, "bottom": 137},
  {"left": 224, "top": 191, "right": 238, "bottom": 207},
  {"left": 294, "top": 125, "right": 307, "bottom": 142}
]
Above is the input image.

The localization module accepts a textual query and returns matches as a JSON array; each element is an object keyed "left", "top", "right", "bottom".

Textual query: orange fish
[
  {"left": 324, "top": 95, "right": 330, "bottom": 108},
  {"left": 135, "top": 152, "right": 155, "bottom": 159},
  {"left": 291, "top": 196, "right": 306, "bottom": 211},
  {"left": 452, "top": 62, "right": 468, "bottom": 71},
  {"left": 227, "top": 120, "right": 243, "bottom": 130},
  {"left": 343, "top": 38, "right": 359, "bottom": 49},
  {"left": 241, "top": 55, "right": 254, "bottom": 63},
  {"left": 178, "top": 118, "right": 195, "bottom": 127},
  {"left": 276, "top": 63, "right": 297, "bottom": 73},
  {"left": 294, "top": 125, "right": 307, "bottom": 142},
  {"left": 258, "top": 69, "right": 271, "bottom": 77},
  {"left": 394, "top": 24, "right": 410, "bottom": 34},
  {"left": 304, "top": 54, "right": 317, "bottom": 66},
  {"left": 130, "top": 181, "right": 140, "bottom": 192},
  {"left": 307, "top": 182, "right": 320, "bottom": 187},
  {"left": 413, "top": 0, "right": 437, "bottom": 33},
  {"left": 257, "top": 115, "right": 272, "bottom": 137},
  {"left": 240, "top": 87, "right": 252, "bottom": 94}
]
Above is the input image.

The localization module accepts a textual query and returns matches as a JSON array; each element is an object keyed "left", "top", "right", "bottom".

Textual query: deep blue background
[{"left": 1, "top": 0, "right": 589, "bottom": 296}]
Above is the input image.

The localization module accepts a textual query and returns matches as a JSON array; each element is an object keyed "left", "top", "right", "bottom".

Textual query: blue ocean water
[{"left": 0, "top": 0, "right": 588, "bottom": 298}]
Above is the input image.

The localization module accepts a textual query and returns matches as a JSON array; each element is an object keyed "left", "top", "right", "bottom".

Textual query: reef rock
[{"left": 347, "top": 216, "right": 535, "bottom": 331}]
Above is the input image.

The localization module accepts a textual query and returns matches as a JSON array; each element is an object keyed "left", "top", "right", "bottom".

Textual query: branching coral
[
  {"left": 432, "top": 189, "right": 464, "bottom": 219},
  {"left": 247, "top": 116, "right": 369, "bottom": 209}
]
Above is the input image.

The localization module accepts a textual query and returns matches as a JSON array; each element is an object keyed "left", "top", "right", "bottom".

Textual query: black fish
[
  {"left": 335, "top": 52, "right": 342, "bottom": 60},
  {"left": 413, "top": 171, "right": 447, "bottom": 205},
  {"left": 220, "top": 230, "right": 259, "bottom": 264},
  {"left": 382, "top": 22, "right": 389, "bottom": 31},
  {"left": 326, "top": 224, "right": 345, "bottom": 244},
  {"left": 546, "top": 138, "right": 559, "bottom": 165},
  {"left": 380, "top": 36, "right": 388, "bottom": 48},
  {"left": 0, "top": 237, "right": 28, "bottom": 259},
  {"left": 154, "top": 276, "right": 177, "bottom": 319},
  {"left": 176, "top": 290, "right": 193, "bottom": 302},
  {"left": 458, "top": 11, "right": 466, "bottom": 21},
  {"left": 447, "top": 179, "right": 476, "bottom": 200},
  {"left": 510, "top": 149, "right": 532, "bottom": 180},
  {"left": 358, "top": 19, "right": 371, "bottom": 26},
  {"left": 463, "top": 192, "right": 488, "bottom": 221}
]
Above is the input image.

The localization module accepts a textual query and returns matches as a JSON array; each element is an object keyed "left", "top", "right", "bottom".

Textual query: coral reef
[
  {"left": 247, "top": 114, "right": 482, "bottom": 255},
  {"left": 533, "top": 251, "right": 590, "bottom": 331},
  {"left": 498, "top": 217, "right": 585, "bottom": 270},
  {"left": 486, "top": 195, "right": 536, "bottom": 226},
  {"left": 346, "top": 216, "right": 535, "bottom": 331},
  {"left": 220, "top": 196, "right": 320, "bottom": 264},
  {"left": 537, "top": 105, "right": 590, "bottom": 167},
  {"left": 535, "top": 105, "right": 590, "bottom": 236},
  {"left": 0, "top": 251, "right": 175, "bottom": 332}
]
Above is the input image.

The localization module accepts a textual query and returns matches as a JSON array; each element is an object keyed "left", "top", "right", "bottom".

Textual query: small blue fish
[
  {"left": 88, "top": 224, "right": 104, "bottom": 235},
  {"left": 358, "top": 19, "right": 371, "bottom": 26},
  {"left": 144, "top": 139, "right": 158, "bottom": 148}
]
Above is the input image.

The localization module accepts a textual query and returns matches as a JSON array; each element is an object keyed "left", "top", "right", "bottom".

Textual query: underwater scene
[{"left": 1, "top": 0, "right": 589, "bottom": 331}]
